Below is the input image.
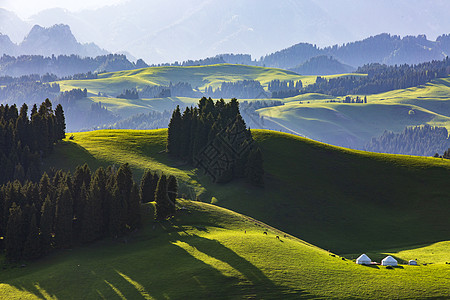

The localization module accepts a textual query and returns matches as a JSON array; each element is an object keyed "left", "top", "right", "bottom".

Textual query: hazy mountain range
[
  {"left": 1, "top": 0, "right": 450, "bottom": 64},
  {"left": 261, "top": 33, "right": 450, "bottom": 70},
  {"left": 2, "top": 23, "right": 450, "bottom": 77},
  {"left": 0, "top": 24, "right": 107, "bottom": 58}
]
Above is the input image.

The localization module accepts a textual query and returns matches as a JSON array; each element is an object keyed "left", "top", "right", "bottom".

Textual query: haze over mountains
[
  {"left": 2, "top": 23, "right": 450, "bottom": 77},
  {"left": 2, "top": 0, "right": 450, "bottom": 64},
  {"left": 0, "top": 24, "right": 106, "bottom": 58}
]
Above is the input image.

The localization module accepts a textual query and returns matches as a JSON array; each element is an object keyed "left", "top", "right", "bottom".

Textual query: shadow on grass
[
  {"left": 361, "top": 264, "right": 380, "bottom": 269},
  {"left": 43, "top": 141, "right": 107, "bottom": 172},
  {"left": 3, "top": 231, "right": 314, "bottom": 299},
  {"left": 343, "top": 241, "right": 443, "bottom": 264},
  {"left": 170, "top": 232, "right": 313, "bottom": 299}
]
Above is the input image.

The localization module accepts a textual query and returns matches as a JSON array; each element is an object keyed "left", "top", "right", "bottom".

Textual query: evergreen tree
[
  {"left": 89, "top": 167, "right": 106, "bottom": 239},
  {"left": 39, "top": 172, "right": 52, "bottom": 205},
  {"left": 140, "top": 169, "right": 155, "bottom": 203},
  {"left": 127, "top": 183, "right": 141, "bottom": 230},
  {"left": 72, "top": 164, "right": 91, "bottom": 220},
  {"left": 155, "top": 174, "right": 171, "bottom": 220},
  {"left": 40, "top": 195, "right": 54, "bottom": 254},
  {"left": 246, "top": 147, "right": 265, "bottom": 187},
  {"left": 5, "top": 203, "right": 24, "bottom": 261},
  {"left": 116, "top": 163, "right": 133, "bottom": 229},
  {"left": 167, "top": 175, "right": 178, "bottom": 210},
  {"left": 167, "top": 105, "right": 182, "bottom": 156},
  {"left": 75, "top": 183, "right": 88, "bottom": 242},
  {"left": 108, "top": 185, "right": 121, "bottom": 238},
  {"left": 116, "top": 163, "right": 133, "bottom": 201},
  {"left": 81, "top": 184, "right": 97, "bottom": 243},
  {"left": 54, "top": 187, "right": 73, "bottom": 248},
  {"left": 22, "top": 209, "right": 41, "bottom": 260},
  {"left": 54, "top": 104, "right": 66, "bottom": 140}
]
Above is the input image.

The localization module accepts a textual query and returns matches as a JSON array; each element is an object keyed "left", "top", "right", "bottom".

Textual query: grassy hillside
[
  {"left": 45, "top": 129, "right": 450, "bottom": 254},
  {"left": 56, "top": 65, "right": 364, "bottom": 127},
  {"left": 259, "top": 76, "right": 450, "bottom": 148},
  {"left": 1, "top": 200, "right": 449, "bottom": 299},
  {"left": 56, "top": 65, "right": 450, "bottom": 151},
  {"left": 57, "top": 64, "right": 309, "bottom": 95},
  {"left": 347, "top": 241, "right": 450, "bottom": 265}
]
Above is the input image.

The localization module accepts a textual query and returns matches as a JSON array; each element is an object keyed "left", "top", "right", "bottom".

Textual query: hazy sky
[
  {"left": 2, "top": 0, "right": 127, "bottom": 18},
  {"left": 1, "top": 0, "right": 450, "bottom": 64}
]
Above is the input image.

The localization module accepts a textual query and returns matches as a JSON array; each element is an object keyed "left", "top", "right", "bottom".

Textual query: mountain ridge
[
  {"left": 260, "top": 33, "right": 450, "bottom": 69},
  {"left": 0, "top": 24, "right": 107, "bottom": 58}
]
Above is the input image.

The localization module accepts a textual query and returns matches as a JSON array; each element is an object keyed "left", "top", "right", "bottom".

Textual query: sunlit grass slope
[
  {"left": 45, "top": 129, "right": 450, "bottom": 254},
  {"left": 57, "top": 64, "right": 305, "bottom": 95},
  {"left": 347, "top": 241, "right": 450, "bottom": 265},
  {"left": 58, "top": 66, "right": 450, "bottom": 149},
  {"left": 1, "top": 200, "right": 449, "bottom": 299},
  {"left": 57, "top": 64, "right": 363, "bottom": 95},
  {"left": 259, "top": 76, "right": 450, "bottom": 148}
]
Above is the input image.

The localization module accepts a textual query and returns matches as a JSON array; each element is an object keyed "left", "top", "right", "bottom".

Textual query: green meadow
[
  {"left": 0, "top": 128, "right": 448, "bottom": 298},
  {"left": 55, "top": 64, "right": 450, "bottom": 151},
  {"left": 43, "top": 129, "right": 450, "bottom": 255},
  {"left": 1, "top": 200, "right": 449, "bottom": 299},
  {"left": 56, "top": 64, "right": 366, "bottom": 127},
  {"left": 57, "top": 64, "right": 310, "bottom": 96},
  {"left": 259, "top": 76, "right": 450, "bottom": 147},
  {"left": 2, "top": 63, "right": 449, "bottom": 298}
]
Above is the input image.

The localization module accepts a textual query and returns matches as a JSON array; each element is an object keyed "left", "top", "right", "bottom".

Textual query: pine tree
[
  {"left": 54, "top": 187, "right": 73, "bottom": 248},
  {"left": 246, "top": 147, "right": 265, "bottom": 187},
  {"left": 167, "top": 105, "right": 182, "bottom": 156},
  {"left": 89, "top": 167, "right": 106, "bottom": 239},
  {"left": 81, "top": 185, "right": 97, "bottom": 243},
  {"left": 167, "top": 175, "right": 178, "bottom": 213},
  {"left": 40, "top": 195, "right": 54, "bottom": 254},
  {"left": 5, "top": 203, "right": 24, "bottom": 261},
  {"left": 76, "top": 183, "right": 89, "bottom": 242},
  {"left": 39, "top": 172, "right": 52, "bottom": 205},
  {"left": 116, "top": 163, "right": 133, "bottom": 201},
  {"left": 127, "top": 183, "right": 141, "bottom": 230},
  {"left": 54, "top": 104, "right": 66, "bottom": 140},
  {"left": 23, "top": 209, "right": 41, "bottom": 260},
  {"left": 108, "top": 185, "right": 121, "bottom": 238},
  {"left": 155, "top": 174, "right": 171, "bottom": 220},
  {"left": 72, "top": 164, "right": 90, "bottom": 220},
  {"left": 140, "top": 170, "right": 155, "bottom": 203},
  {"left": 116, "top": 163, "right": 133, "bottom": 230}
]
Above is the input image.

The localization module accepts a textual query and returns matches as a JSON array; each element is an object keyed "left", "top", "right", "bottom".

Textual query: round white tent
[
  {"left": 382, "top": 255, "right": 398, "bottom": 266},
  {"left": 408, "top": 260, "right": 417, "bottom": 265},
  {"left": 356, "top": 254, "right": 371, "bottom": 265}
]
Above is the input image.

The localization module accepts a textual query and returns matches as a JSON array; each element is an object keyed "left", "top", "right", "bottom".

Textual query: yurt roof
[
  {"left": 382, "top": 255, "right": 397, "bottom": 262},
  {"left": 357, "top": 254, "right": 371, "bottom": 261}
]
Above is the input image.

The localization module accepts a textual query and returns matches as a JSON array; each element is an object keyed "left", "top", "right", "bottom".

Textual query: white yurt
[
  {"left": 381, "top": 255, "right": 398, "bottom": 266},
  {"left": 408, "top": 260, "right": 418, "bottom": 265},
  {"left": 356, "top": 254, "right": 371, "bottom": 265}
]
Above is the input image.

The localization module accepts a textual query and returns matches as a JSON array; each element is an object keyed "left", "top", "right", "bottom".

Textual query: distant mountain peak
[
  {"left": 0, "top": 23, "right": 109, "bottom": 57},
  {"left": 0, "top": 32, "right": 18, "bottom": 55},
  {"left": 289, "top": 55, "right": 354, "bottom": 75}
]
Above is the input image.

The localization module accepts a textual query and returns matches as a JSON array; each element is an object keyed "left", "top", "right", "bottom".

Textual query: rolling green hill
[
  {"left": 1, "top": 128, "right": 448, "bottom": 299},
  {"left": 259, "top": 76, "right": 450, "bottom": 148},
  {"left": 1, "top": 200, "right": 449, "bottom": 299},
  {"left": 57, "top": 64, "right": 310, "bottom": 96},
  {"left": 56, "top": 64, "right": 450, "bottom": 153},
  {"left": 56, "top": 64, "right": 364, "bottom": 128},
  {"left": 44, "top": 129, "right": 450, "bottom": 255}
]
